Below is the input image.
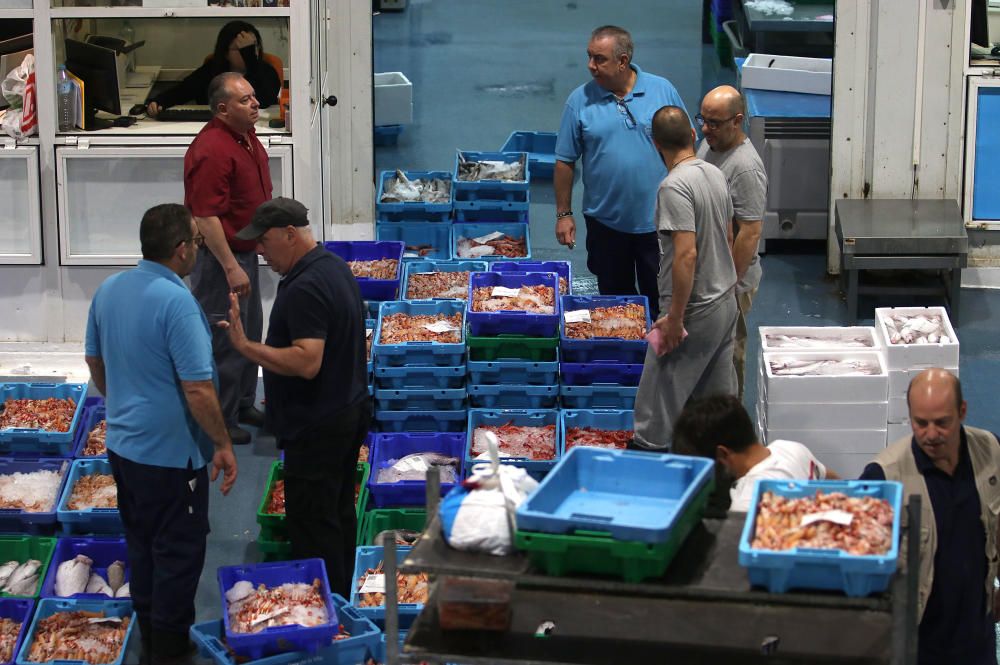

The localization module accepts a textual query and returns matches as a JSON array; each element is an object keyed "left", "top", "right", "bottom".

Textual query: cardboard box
[
  {"left": 875, "top": 307, "right": 959, "bottom": 371},
  {"left": 761, "top": 351, "right": 888, "bottom": 404},
  {"left": 742, "top": 53, "right": 832, "bottom": 95},
  {"left": 758, "top": 326, "right": 880, "bottom": 354}
]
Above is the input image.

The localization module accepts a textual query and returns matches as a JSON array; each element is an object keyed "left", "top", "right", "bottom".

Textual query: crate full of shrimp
[
  {"left": 465, "top": 409, "right": 561, "bottom": 479},
  {"left": 218, "top": 559, "right": 339, "bottom": 660},
  {"left": 367, "top": 432, "right": 465, "bottom": 508},
  {"left": 758, "top": 326, "right": 881, "bottom": 354},
  {"left": 322, "top": 241, "right": 405, "bottom": 301},
  {"left": 15, "top": 597, "right": 135, "bottom": 665},
  {"left": 350, "top": 546, "right": 425, "bottom": 624},
  {"left": 491, "top": 260, "right": 572, "bottom": 296},
  {"left": 372, "top": 300, "right": 466, "bottom": 367},
  {"left": 375, "top": 170, "right": 453, "bottom": 223},
  {"left": 400, "top": 260, "right": 488, "bottom": 301},
  {"left": 559, "top": 295, "right": 651, "bottom": 364},
  {"left": 466, "top": 272, "right": 561, "bottom": 337},
  {"left": 874, "top": 306, "right": 959, "bottom": 371},
  {"left": 760, "top": 351, "right": 888, "bottom": 404},
  {"left": 452, "top": 223, "right": 531, "bottom": 261},
  {"left": 0, "top": 383, "right": 88, "bottom": 456},
  {"left": 0, "top": 598, "right": 33, "bottom": 665},
  {"left": 55, "top": 459, "right": 122, "bottom": 536},
  {"left": 738, "top": 479, "right": 903, "bottom": 596},
  {"left": 71, "top": 404, "right": 106, "bottom": 459}
]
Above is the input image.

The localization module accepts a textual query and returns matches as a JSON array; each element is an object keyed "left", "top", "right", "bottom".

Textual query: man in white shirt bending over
[{"left": 671, "top": 394, "right": 839, "bottom": 512}]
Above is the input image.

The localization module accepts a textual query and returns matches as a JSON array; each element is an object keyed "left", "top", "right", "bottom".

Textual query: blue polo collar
[
  {"left": 137, "top": 259, "right": 186, "bottom": 289},
  {"left": 601, "top": 63, "right": 649, "bottom": 102}
]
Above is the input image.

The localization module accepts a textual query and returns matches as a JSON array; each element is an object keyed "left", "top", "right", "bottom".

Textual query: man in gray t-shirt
[
  {"left": 695, "top": 85, "right": 768, "bottom": 399},
  {"left": 633, "top": 106, "right": 738, "bottom": 450}
]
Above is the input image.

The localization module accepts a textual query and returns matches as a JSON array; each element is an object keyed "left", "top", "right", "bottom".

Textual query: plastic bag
[
  {"left": 438, "top": 431, "right": 539, "bottom": 556},
  {"left": 0, "top": 54, "right": 37, "bottom": 139}
]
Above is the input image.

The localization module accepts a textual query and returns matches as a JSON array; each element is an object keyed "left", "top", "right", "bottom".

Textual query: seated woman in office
[{"left": 145, "top": 20, "right": 280, "bottom": 117}]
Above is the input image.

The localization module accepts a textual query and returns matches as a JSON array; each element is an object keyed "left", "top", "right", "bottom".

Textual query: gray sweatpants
[
  {"left": 633, "top": 293, "right": 738, "bottom": 450},
  {"left": 190, "top": 247, "right": 263, "bottom": 427}
]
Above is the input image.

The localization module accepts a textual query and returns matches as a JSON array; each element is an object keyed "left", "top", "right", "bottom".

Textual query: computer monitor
[
  {"left": 65, "top": 38, "right": 120, "bottom": 131},
  {"left": 971, "top": 0, "right": 990, "bottom": 49}
]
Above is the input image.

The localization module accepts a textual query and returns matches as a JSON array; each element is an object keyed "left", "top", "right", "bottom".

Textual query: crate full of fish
[
  {"left": 491, "top": 260, "right": 571, "bottom": 296},
  {"left": 0, "top": 598, "right": 33, "bottom": 665},
  {"left": 373, "top": 365, "right": 465, "bottom": 390},
  {"left": 466, "top": 409, "right": 560, "bottom": 478},
  {"left": 874, "top": 306, "right": 959, "bottom": 370},
  {"left": 452, "top": 151, "right": 529, "bottom": 194},
  {"left": 190, "top": 593, "right": 380, "bottom": 665},
  {"left": 761, "top": 351, "right": 888, "bottom": 404},
  {"left": 559, "top": 409, "right": 634, "bottom": 455},
  {"left": 0, "top": 536, "right": 56, "bottom": 599},
  {"left": 466, "top": 272, "right": 560, "bottom": 337},
  {"left": 373, "top": 388, "right": 466, "bottom": 412},
  {"left": 15, "top": 597, "right": 134, "bottom": 665},
  {"left": 372, "top": 300, "right": 466, "bottom": 367},
  {"left": 500, "top": 131, "right": 557, "bottom": 179},
  {"left": 466, "top": 334, "right": 559, "bottom": 363},
  {"left": 516, "top": 448, "right": 714, "bottom": 543},
  {"left": 40, "top": 537, "right": 128, "bottom": 600},
  {"left": 401, "top": 260, "right": 488, "bottom": 301},
  {"left": 559, "top": 361, "right": 643, "bottom": 387},
  {"left": 322, "top": 241, "right": 405, "bottom": 301},
  {"left": 376, "top": 170, "right": 453, "bottom": 223},
  {"left": 466, "top": 356, "right": 559, "bottom": 386},
  {"left": 452, "top": 222, "right": 530, "bottom": 261},
  {"left": 467, "top": 384, "right": 558, "bottom": 410},
  {"left": 359, "top": 508, "right": 426, "bottom": 546},
  {"left": 367, "top": 433, "right": 465, "bottom": 508},
  {"left": 350, "top": 546, "right": 425, "bottom": 623},
  {"left": 375, "top": 223, "right": 452, "bottom": 262},
  {"left": 0, "top": 458, "right": 70, "bottom": 534},
  {"left": 758, "top": 326, "right": 881, "bottom": 354},
  {"left": 55, "top": 459, "right": 122, "bottom": 536},
  {"left": 71, "top": 404, "right": 106, "bottom": 459},
  {"left": 559, "top": 296, "right": 651, "bottom": 363},
  {"left": 559, "top": 384, "right": 637, "bottom": 410},
  {"left": 218, "top": 559, "right": 338, "bottom": 660},
  {"left": 374, "top": 409, "right": 467, "bottom": 434},
  {"left": 738, "top": 479, "right": 903, "bottom": 596},
  {"left": 0, "top": 383, "right": 87, "bottom": 456}
]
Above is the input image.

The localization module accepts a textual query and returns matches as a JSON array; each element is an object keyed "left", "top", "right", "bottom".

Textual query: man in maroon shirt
[{"left": 184, "top": 72, "right": 272, "bottom": 445}]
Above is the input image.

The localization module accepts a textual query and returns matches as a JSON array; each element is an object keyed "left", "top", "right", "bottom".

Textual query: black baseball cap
[{"left": 235, "top": 197, "right": 309, "bottom": 240}]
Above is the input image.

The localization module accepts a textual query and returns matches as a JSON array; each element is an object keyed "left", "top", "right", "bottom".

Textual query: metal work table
[
  {"left": 835, "top": 200, "right": 968, "bottom": 325},
  {"left": 734, "top": 0, "right": 835, "bottom": 56}
]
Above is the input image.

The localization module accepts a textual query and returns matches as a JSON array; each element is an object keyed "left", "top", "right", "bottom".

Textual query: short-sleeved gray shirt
[
  {"left": 697, "top": 137, "right": 767, "bottom": 293},
  {"left": 655, "top": 158, "right": 737, "bottom": 317}
]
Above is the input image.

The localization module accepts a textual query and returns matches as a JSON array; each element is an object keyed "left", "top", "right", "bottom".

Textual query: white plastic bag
[{"left": 1, "top": 53, "right": 37, "bottom": 139}]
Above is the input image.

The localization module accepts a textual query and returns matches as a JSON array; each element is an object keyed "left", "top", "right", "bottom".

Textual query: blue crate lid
[
  {"left": 322, "top": 242, "right": 405, "bottom": 301},
  {"left": 0, "top": 383, "right": 88, "bottom": 454},
  {"left": 452, "top": 222, "right": 531, "bottom": 261},
  {"left": 367, "top": 432, "right": 465, "bottom": 508},
  {"left": 466, "top": 272, "right": 560, "bottom": 338},
  {"left": 375, "top": 170, "right": 454, "bottom": 214},
  {"left": 559, "top": 409, "right": 634, "bottom": 455},
  {"left": 40, "top": 536, "right": 128, "bottom": 600},
  {"left": 373, "top": 301, "right": 467, "bottom": 367},
  {"left": 350, "top": 546, "right": 421, "bottom": 623},
  {"left": 16, "top": 597, "right": 134, "bottom": 665},
  {"left": 0, "top": 598, "right": 33, "bottom": 665},
  {"left": 71, "top": 405, "right": 106, "bottom": 459},
  {"left": 375, "top": 223, "right": 452, "bottom": 262},
  {"left": 55, "top": 459, "right": 122, "bottom": 534}
]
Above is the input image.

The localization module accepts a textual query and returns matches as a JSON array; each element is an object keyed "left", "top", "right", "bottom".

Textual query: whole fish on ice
[
  {"left": 2, "top": 559, "right": 41, "bottom": 595},
  {"left": 0, "top": 561, "right": 19, "bottom": 588},
  {"left": 106, "top": 560, "right": 125, "bottom": 594},
  {"left": 882, "top": 313, "right": 950, "bottom": 345},
  {"left": 115, "top": 582, "right": 130, "bottom": 598},
  {"left": 769, "top": 358, "right": 881, "bottom": 377},
  {"left": 86, "top": 572, "right": 113, "bottom": 597},
  {"left": 54, "top": 554, "right": 92, "bottom": 597}
]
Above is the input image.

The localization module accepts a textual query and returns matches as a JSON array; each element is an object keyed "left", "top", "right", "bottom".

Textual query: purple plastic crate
[
  {"left": 72, "top": 405, "right": 106, "bottom": 458},
  {"left": 40, "top": 537, "right": 128, "bottom": 600},
  {"left": 323, "top": 241, "right": 404, "bottom": 301},
  {"left": 559, "top": 362, "right": 644, "bottom": 386},
  {"left": 0, "top": 598, "right": 33, "bottom": 665},
  {"left": 367, "top": 433, "right": 465, "bottom": 507},
  {"left": 467, "top": 272, "right": 560, "bottom": 337},
  {"left": 491, "top": 260, "right": 572, "bottom": 296},
  {"left": 559, "top": 295, "right": 652, "bottom": 363}
]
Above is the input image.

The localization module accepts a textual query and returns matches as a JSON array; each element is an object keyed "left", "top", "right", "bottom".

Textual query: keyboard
[{"left": 155, "top": 105, "right": 212, "bottom": 122}]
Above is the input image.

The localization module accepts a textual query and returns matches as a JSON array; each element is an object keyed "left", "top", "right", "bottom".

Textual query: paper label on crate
[
  {"left": 491, "top": 286, "right": 522, "bottom": 298},
  {"left": 403, "top": 252, "right": 420, "bottom": 258},
  {"left": 474, "top": 231, "right": 506, "bottom": 244},
  {"left": 366, "top": 328, "right": 373, "bottom": 338},
  {"left": 564, "top": 309, "right": 592, "bottom": 324},
  {"left": 800, "top": 510, "right": 854, "bottom": 527},
  {"left": 423, "top": 320, "right": 460, "bottom": 334},
  {"left": 359, "top": 573, "right": 386, "bottom": 594},
  {"left": 88, "top": 617, "right": 123, "bottom": 625}
]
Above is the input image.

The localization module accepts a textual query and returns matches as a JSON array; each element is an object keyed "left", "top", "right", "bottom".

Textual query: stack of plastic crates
[
  {"left": 559, "top": 295, "right": 650, "bottom": 410},
  {"left": 374, "top": 170, "right": 454, "bottom": 263},
  {"left": 452, "top": 150, "right": 530, "bottom": 225},
  {"left": 324, "top": 241, "right": 405, "bottom": 322}
]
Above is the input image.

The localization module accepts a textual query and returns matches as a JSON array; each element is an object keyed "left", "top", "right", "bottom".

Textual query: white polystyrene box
[
  {"left": 888, "top": 366, "right": 959, "bottom": 396},
  {"left": 874, "top": 306, "right": 959, "bottom": 371},
  {"left": 887, "top": 421, "right": 912, "bottom": 446},
  {"left": 888, "top": 395, "right": 910, "bottom": 422},
  {"left": 742, "top": 54, "right": 832, "bottom": 95},
  {"left": 815, "top": 452, "right": 881, "bottom": 480},
  {"left": 760, "top": 351, "right": 888, "bottom": 404},
  {"left": 374, "top": 72, "right": 413, "bottom": 127},
  {"left": 762, "top": 401, "right": 889, "bottom": 431},
  {"left": 763, "top": 427, "right": 888, "bottom": 455},
  {"left": 758, "top": 326, "right": 880, "bottom": 353}
]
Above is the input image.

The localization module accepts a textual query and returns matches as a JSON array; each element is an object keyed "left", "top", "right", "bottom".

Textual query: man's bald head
[
  {"left": 702, "top": 85, "right": 745, "bottom": 118},
  {"left": 652, "top": 105, "right": 693, "bottom": 151},
  {"left": 907, "top": 368, "right": 963, "bottom": 411}
]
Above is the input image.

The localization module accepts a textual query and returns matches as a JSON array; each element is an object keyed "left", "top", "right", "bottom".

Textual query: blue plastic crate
[
  {"left": 375, "top": 170, "right": 453, "bottom": 223},
  {"left": 466, "top": 272, "right": 560, "bottom": 337},
  {"left": 452, "top": 222, "right": 531, "bottom": 261},
  {"left": 452, "top": 208, "right": 530, "bottom": 224},
  {"left": 39, "top": 537, "right": 128, "bottom": 600},
  {"left": 0, "top": 598, "right": 33, "bottom": 665},
  {"left": 190, "top": 593, "right": 379, "bottom": 665},
  {"left": 218, "top": 559, "right": 338, "bottom": 660},
  {"left": 466, "top": 409, "right": 559, "bottom": 477},
  {"left": 323, "top": 241, "right": 405, "bottom": 301},
  {"left": 400, "top": 260, "right": 488, "bottom": 301},
  {"left": 559, "top": 295, "right": 651, "bottom": 363},
  {"left": 500, "top": 131, "right": 557, "bottom": 179},
  {"left": 559, "top": 384, "right": 637, "bottom": 410},
  {"left": 368, "top": 433, "right": 465, "bottom": 508},
  {"left": 375, "top": 223, "right": 452, "bottom": 262},
  {"left": 738, "top": 479, "right": 903, "bottom": 597},
  {"left": 374, "top": 365, "right": 466, "bottom": 389},
  {"left": 373, "top": 124, "right": 403, "bottom": 146},
  {"left": 366, "top": 319, "right": 376, "bottom": 379},
  {"left": 453, "top": 151, "right": 530, "bottom": 193},
  {"left": 560, "top": 361, "right": 643, "bottom": 386},
  {"left": 491, "top": 260, "right": 572, "bottom": 296},
  {"left": 468, "top": 384, "right": 558, "bottom": 409},
  {"left": 375, "top": 409, "right": 467, "bottom": 433},
  {"left": 374, "top": 388, "right": 466, "bottom": 412},
  {"left": 0, "top": 383, "right": 87, "bottom": 457},
  {"left": 0, "top": 459, "right": 70, "bottom": 534},
  {"left": 559, "top": 409, "right": 634, "bottom": 455},
  {"left": 364, "top": 301, "right": 383, "bottom": 319},
  {"left": 56, "top": 459, "right": 123, "bottom": 535},
  {"left": 71, "top": 405, "right": 106, "bottom": 459},
  {"left": 350, "top": 546, "right": 422, "bottom": 623},
  {"left": 453, "top": 188, "right": 529, "bottom": 210},
  {"left": 16, "top": 597, "right": 134, "bottom": 665},
  {"left": 373, "top": 301, "right": 466, "bottom": 368},
  {"left": 517, "top": 447, "right": 715, "bottom": 543},
  {"left": 466, "top": 357, "right": 559, "bottom": 385}
]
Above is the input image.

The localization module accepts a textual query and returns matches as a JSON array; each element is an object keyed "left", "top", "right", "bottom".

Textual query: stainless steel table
[{"left": 834, "top": 200, "right": 968, "bottom": 325}]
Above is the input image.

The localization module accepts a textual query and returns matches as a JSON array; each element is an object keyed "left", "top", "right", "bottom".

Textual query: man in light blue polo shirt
[
  {"left": 85, "top": 203, "right": 237, "bottom": 665},
  {"left": 555, "top": 25, "right": 687, "bottom": 319}
]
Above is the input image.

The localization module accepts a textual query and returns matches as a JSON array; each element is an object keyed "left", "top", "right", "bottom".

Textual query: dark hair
[
  {"left": 140, "top": 204, "right": 193, "bottom": 261},
  {"left": 208, "top": 72, "right": 244, "bottom": 115},
  {"left": 906, "top": 369, "right": 964, "bottom": 410},
  {"left": 591, "top": 25, "right": 633, "bottom": 63},
  {"left": 210, "top": 21, "right": 264, "bottom": 75},
  {"left": 671, "top": 395, "right": 758, "bottom": 458},
  {"left": 652, "top": 105, "right": 693, "bottom": 150}
]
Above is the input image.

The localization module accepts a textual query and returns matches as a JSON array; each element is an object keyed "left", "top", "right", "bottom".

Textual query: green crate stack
[
  {"left": 709, "top": 12, "right": 732, "bottom": 68},
  {"left": 0, "top": 535, "right": 57, "bottom": 598},
  {"left": 359, "top": 508, "right": 427, "bottom": 546},
  {"left": 466, "top": 333, "right": 558, "bottom": 362}
]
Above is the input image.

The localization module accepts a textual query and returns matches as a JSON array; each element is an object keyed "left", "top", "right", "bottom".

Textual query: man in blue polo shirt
[
  {"left": 554, "top": 25, "right": 688, "bottom": 318},
  {"left": 85, "top": 203, "right": 237, "bottom": 665}
]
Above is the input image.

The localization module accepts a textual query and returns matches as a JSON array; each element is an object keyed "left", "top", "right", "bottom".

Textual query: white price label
[
  {"left": 473, "top": 231, "right": 506, "bottom": 244},
  {"left": 800, "top": 509, "right": 854, "bottom": 527},
  {"left": 403, "top": 252, "right": 419, "bottom": 258},
  {"left": 423, "top": 320, "right": 460, "bottom": 334},
  {"left": 366, "top": 328, "right": 373, "bottom": 338},
  {"left": 491, "top": 286, "right": 522, "bottom": 298},
  {"left": 564, "top": 309, "right": 592, "bottom": 324},
  {"left": 88, "top": 617, "right": 123, "bottom": 625},
  {"left": 359, "top": 573, "right": 386, "bottom": 594}
]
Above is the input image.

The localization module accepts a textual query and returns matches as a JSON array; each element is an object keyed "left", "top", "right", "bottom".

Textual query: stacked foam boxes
[
  {"left": 757, "top": 327, "right": 888, "bottom": 478},
  {"left": 874, "top": 307, "right": 960, "bottom": 445}
]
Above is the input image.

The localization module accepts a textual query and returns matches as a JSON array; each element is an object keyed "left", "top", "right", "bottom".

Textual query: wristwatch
[{"left": 556, "top": 211, "right": 573, "bottom": 219}]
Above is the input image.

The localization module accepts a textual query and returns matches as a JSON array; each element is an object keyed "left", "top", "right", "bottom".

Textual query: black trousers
[
  {"left": 282, "top": 398, "right": 371, "bottom": 598},
  {"left": 108, "top": 451, "right": 209, "bottom": 639},
  {"left": 584, "top": 215, "right": 661, "bottom": 320}
]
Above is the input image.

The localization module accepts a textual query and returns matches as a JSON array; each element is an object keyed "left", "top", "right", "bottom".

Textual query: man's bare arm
[
  {"left": 193, "top": 215, "right": 250, "bottom": 297},
  {"left": 554, "top": 160, "right": 577, "bottom": 247},
  {"left": 235, "top": 337, "right": 325, "bottom": 380},
  {"left": 180, "top": 380, "right": 231, "bottom": 449},
  {"left": 732, "top": 219, "right": 762, "bottom": 282},
  {"left": 667, "top": 231, "right": 697, "bottom": 324}
]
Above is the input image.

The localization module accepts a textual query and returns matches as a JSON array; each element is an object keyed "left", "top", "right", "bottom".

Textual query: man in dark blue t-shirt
[{"left": 223, "top": 197, "right": 370, "bottom": 597}]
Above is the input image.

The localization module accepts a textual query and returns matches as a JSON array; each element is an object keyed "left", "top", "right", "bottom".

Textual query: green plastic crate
[
  {"left": 467, "top": 334, "right": 559, "bottom": 362},
  {"left": 514, "top": 478, "right": 714, "bottom": 583},
  {"left": 0, "top": 535, "right": 56, "bottom": 598},
  {"left": 709, "top": 14, "right": 732, "bottom": 68},
  {"left": 359, "top": 508, "right": 427, "bottom": 546},
  {"left": 258, "top": 461, "right": 370, "bottom": 529}
]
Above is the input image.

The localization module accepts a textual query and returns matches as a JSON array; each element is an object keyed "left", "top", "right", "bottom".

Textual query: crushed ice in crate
[{"left": 0, "top": 466, "right": 66, "bottom": 512}]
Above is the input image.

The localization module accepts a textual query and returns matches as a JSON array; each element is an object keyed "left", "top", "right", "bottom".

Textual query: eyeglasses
[
  {"left": 695, "top": 113, "right": 739, "bottom": 130},
  {"left": 178, "top": 234, "right": 205, "bottom": 248},
  {"left": 616, "top": 98, "right": 637, "bottom": 130}
]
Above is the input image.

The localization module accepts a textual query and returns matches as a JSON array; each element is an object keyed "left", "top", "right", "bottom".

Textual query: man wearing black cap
[{"left": 222, "top": 197, "right": 370, "bottom": 597}]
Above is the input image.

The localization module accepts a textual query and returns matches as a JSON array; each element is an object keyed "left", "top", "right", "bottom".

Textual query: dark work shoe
[
  {"left": 238, "top": 405, "right": 266, "bottom": 428},
  {"left": 228, "top": 426, "right": 252, "bottom": 446},
  {"left": 151, "top": 630, "right": 196, "bottom": 665}
]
